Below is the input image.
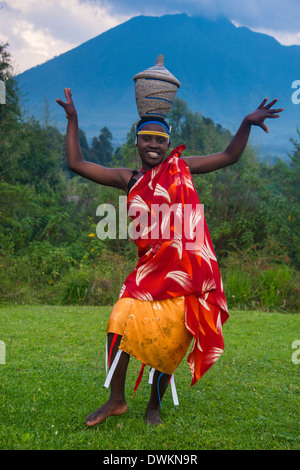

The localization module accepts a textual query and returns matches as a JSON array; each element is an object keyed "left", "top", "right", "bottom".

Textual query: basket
[{"left": 133, "top": 54, "right": 181, "bottom": 119}]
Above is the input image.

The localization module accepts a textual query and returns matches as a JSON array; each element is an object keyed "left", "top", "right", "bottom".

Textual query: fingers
[
  {"left": 56, "top": 98, "right": 65, "bottom": 108},
  {"left": 263, "top": 125, "right": 269, "bottom": 133},
  {"left": 268, "top": 109, "right": 283, "bottom": 118},
  {"left": 259, "top": 123, "right": 269, "bottom": 133},
  {"left": 56, "top": 97, "right": 69, "bottom": 117},
  {"left": 258, "top": 97, "right": 284, "bottom": 112},
  {"left": 265, "top": 98, "right": 278, "bottom": 109},
  {"left": 265, "top": 104, "right": 284, "bottom": 118},
  {"left": 64, "top": 87, "right": 73, "bottom": 102},
  {"left": 258, "top": 98, "right": 268, "bottom": 109},
  {"left": 56, "top": 88, "right": 73, "bottom": 112}
]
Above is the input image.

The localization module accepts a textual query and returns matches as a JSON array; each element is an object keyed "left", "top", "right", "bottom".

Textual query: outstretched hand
[
  {"left": 246, "top": 98, "right": 284, "bottom": 133},
  {"left": 56, "top": 88, "right": 77, "bottom": 119}
]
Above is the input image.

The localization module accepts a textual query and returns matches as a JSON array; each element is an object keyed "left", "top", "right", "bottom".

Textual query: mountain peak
[{"left": 16, "top": 13, "right": 299, "bottom": 159}]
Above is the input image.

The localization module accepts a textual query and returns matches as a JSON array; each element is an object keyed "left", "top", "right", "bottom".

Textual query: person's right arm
[{"left": 56, "top": 88, "right": 132, "bottom": 191}]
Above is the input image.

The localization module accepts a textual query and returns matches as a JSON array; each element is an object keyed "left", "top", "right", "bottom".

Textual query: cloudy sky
[{"left": 1, "top": 0, "right": 300, "bottom": 74}]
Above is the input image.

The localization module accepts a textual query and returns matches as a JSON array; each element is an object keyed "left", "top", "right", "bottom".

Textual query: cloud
[
  {"left": 101, "top": 0, "right": 300, "bottom": 34},
  {"left": 100, "top": 0, "right": 300, "bottom": 46},
  {"left": 0, "top": 0, "right": 130, "bottom": 73},
  {"left": 1, "top": 0, "right": 299, "bottom": 74},
  {"left": 8, "top": 19, "right": 73, "bottom": 73}
]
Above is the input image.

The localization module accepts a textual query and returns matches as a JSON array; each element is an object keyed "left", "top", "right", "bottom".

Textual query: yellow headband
[{"left": 137, "top": 130, "right": 170, "bottom": 140}]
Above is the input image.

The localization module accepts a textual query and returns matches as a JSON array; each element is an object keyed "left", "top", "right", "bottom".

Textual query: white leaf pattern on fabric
[
  {"left": 154, "top": 184, "right": 171, "bottom": 203},
  {"left": 183, "top": 175, "right": 195, "bottom": 191},
  {"left": 133, "top": 290, "right": 154, "bottom": 301},
  {"left": 175, "top": 203, "right": 183, "bottom": 218},
  {"left": 216, "top": 311, "right": 223, "bottom": 334},
  {"left": 203, "top": 347, "right": 224, "bottom": 365},
  {"left": 129, "top": 195, "right": 150, "bottom": 212},
  {"left": 198, "top": 298, "right": 211, "bottom": 311},
  {"left": 119, "top": 283, "right": 126, "bottom": 298},
  {"left": 195, "top": 336, "right": 203, "bottom": 352},
  {"left": 169, "top": 238, "right": 183, "bottom": 259},
  {"left": 169, "top": 156, "right": 181, "bottom": 173},
  {"left": 189, "top": 208, "right": 202, "bottom": 238},
  {"left": 202, "top": 279, "right": 215, "bottom": 292},
  {"left": 148, "top": 165, "right": 161, "bottom": 190},
  {"left": 204, "top": 235, "right": 217, "bottom": 262},
  {"left": 200, "top": 245, "right": 213, "bottom": 269},
  {"left": 219, "top": 299, "right": 229, "bottom": 314},
  {"left": 191, "top": 243, "right": 213, "bottom": 269},
  {"left": 136, "top": 260, "right": 157, "bottom": 286},
  {"left": 144, "top": 246, "right": 154, "bottom": 257},
  {"left": 165, "top": 270, "right": 192, "bottom": 290}
]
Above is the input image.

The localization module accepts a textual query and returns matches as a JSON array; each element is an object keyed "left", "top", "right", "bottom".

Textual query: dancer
[{"left": 56, "top": 58, "right": 283, "bottom": 426}]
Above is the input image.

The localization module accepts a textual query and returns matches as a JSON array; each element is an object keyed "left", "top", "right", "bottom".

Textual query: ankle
[
  {"left": 146, "top": 402, "right": 160, "bottom": 411},
  {"left": 109, "top": 396, "right": 127, "bottom": 404}
]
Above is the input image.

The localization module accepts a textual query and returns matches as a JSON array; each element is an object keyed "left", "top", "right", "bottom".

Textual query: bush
[
  {"left": 257, "top": 265, "right": 296, "bottom": 310},
  {"left": 222, "top": 251, "right": 299, "bottom": 312},
  {"left": 223, "top": 267, "right": 255, "bottom": 309},
  {"left": 59, "top": 266, "right": 95, "bottom": 305},
  {"left": 59, "top": 249, "right": 135, "bottom": 306}
]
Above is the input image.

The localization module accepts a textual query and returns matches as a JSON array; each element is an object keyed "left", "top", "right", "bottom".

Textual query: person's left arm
[{"left": 182, "top": 98, "right": 284, "bottom": 174}]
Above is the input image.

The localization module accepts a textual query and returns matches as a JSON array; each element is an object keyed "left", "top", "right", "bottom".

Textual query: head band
[
  {"left": 137, "top": 130, "right": 170, "bottom": 139},
  {"left": 136, "top": 120, "right": 170, "bottom": 135}
]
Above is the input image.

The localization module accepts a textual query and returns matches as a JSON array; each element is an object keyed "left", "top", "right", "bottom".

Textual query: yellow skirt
[{"left": 107, "top": 296, "right": 193, "bottom": 375}]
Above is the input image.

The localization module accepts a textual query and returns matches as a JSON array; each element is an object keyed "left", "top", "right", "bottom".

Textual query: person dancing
[{"left": 56, "top": 59, "right": 283, "bottom": 426}]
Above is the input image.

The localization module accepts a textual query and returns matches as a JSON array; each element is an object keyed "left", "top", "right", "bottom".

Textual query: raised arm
[
  {"left": 182, "top": 98, "right": 284, "bottom": 174},
  {"left": 56, "top": 88, "right": 132, "bottom": 191}
]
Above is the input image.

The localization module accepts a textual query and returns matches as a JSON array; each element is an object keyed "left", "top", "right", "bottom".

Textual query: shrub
[
  {"left": 223, "top": 267, "right": 255, "bottom": 309},
  {"left": 257, "top": 265, "right": 295, "bottom": 310}
]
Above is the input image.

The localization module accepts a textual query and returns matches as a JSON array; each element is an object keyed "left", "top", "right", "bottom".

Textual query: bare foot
[
  {"left": 85, "top": 400, "right": 128, "bottom": 427},
  {"left": 146, "top": 404, "right": 163, "bottom": 426}
]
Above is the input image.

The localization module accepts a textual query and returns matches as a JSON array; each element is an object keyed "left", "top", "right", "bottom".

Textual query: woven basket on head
[{"left": 133, "top": 54, "right": 181, "bottom": 119}]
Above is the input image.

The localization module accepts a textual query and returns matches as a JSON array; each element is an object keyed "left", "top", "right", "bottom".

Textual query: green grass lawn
[{"left": 0, "top": 304, "right": 299, "bottom": 450}]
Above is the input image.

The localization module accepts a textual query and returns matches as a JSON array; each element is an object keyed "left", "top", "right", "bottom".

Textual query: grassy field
[{"left": 0, "top": 304, "right": 299, "bottom": 451}]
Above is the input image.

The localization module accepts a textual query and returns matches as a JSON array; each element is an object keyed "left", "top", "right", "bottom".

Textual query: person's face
[{"left": 136, "top": 123, "right": 171, "bottom": 170}]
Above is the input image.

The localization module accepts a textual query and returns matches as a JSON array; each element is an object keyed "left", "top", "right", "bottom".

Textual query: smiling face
[{"left": 136, "top": 123, "right": 171, "bottom": 171}]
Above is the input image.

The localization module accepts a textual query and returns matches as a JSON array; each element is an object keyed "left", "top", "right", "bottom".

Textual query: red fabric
[
  {"left": 108, "top": 333, "right": 119, "bottom": 367},
  {"left": 134, "top": 363, "right": 146, "bottom": 397},
  {"left": 119, "top": 146, "right": 229, "bottom": 385}
]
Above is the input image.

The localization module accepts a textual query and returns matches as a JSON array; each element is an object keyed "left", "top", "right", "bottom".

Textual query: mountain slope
[{"left": 16, "top": 14, "right": 300, "bottom": 159}]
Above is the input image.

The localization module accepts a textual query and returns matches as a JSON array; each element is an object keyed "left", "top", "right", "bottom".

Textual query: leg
[
  {"left": 146, "top": 370, "right": 170, "bottom": 425},
  {"left": 85, "top": 333, "right": 129, "bottom": 426}
]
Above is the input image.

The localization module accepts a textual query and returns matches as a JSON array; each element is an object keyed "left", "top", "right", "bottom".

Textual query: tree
[
  {"left": 0, "top": 42, "right": 23, "bottom": 184},
  {"left": 16, "top": 117, "right": 62, "bottom": 191},
  {"left": 168, "top": 98, "right": 232, "bottom": 154},
  {"left": 91, "top": 126, "right": 113, "bottom": 165},
  {"left": 288, "top": 129, "right": 300, "bottom": 202}
]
